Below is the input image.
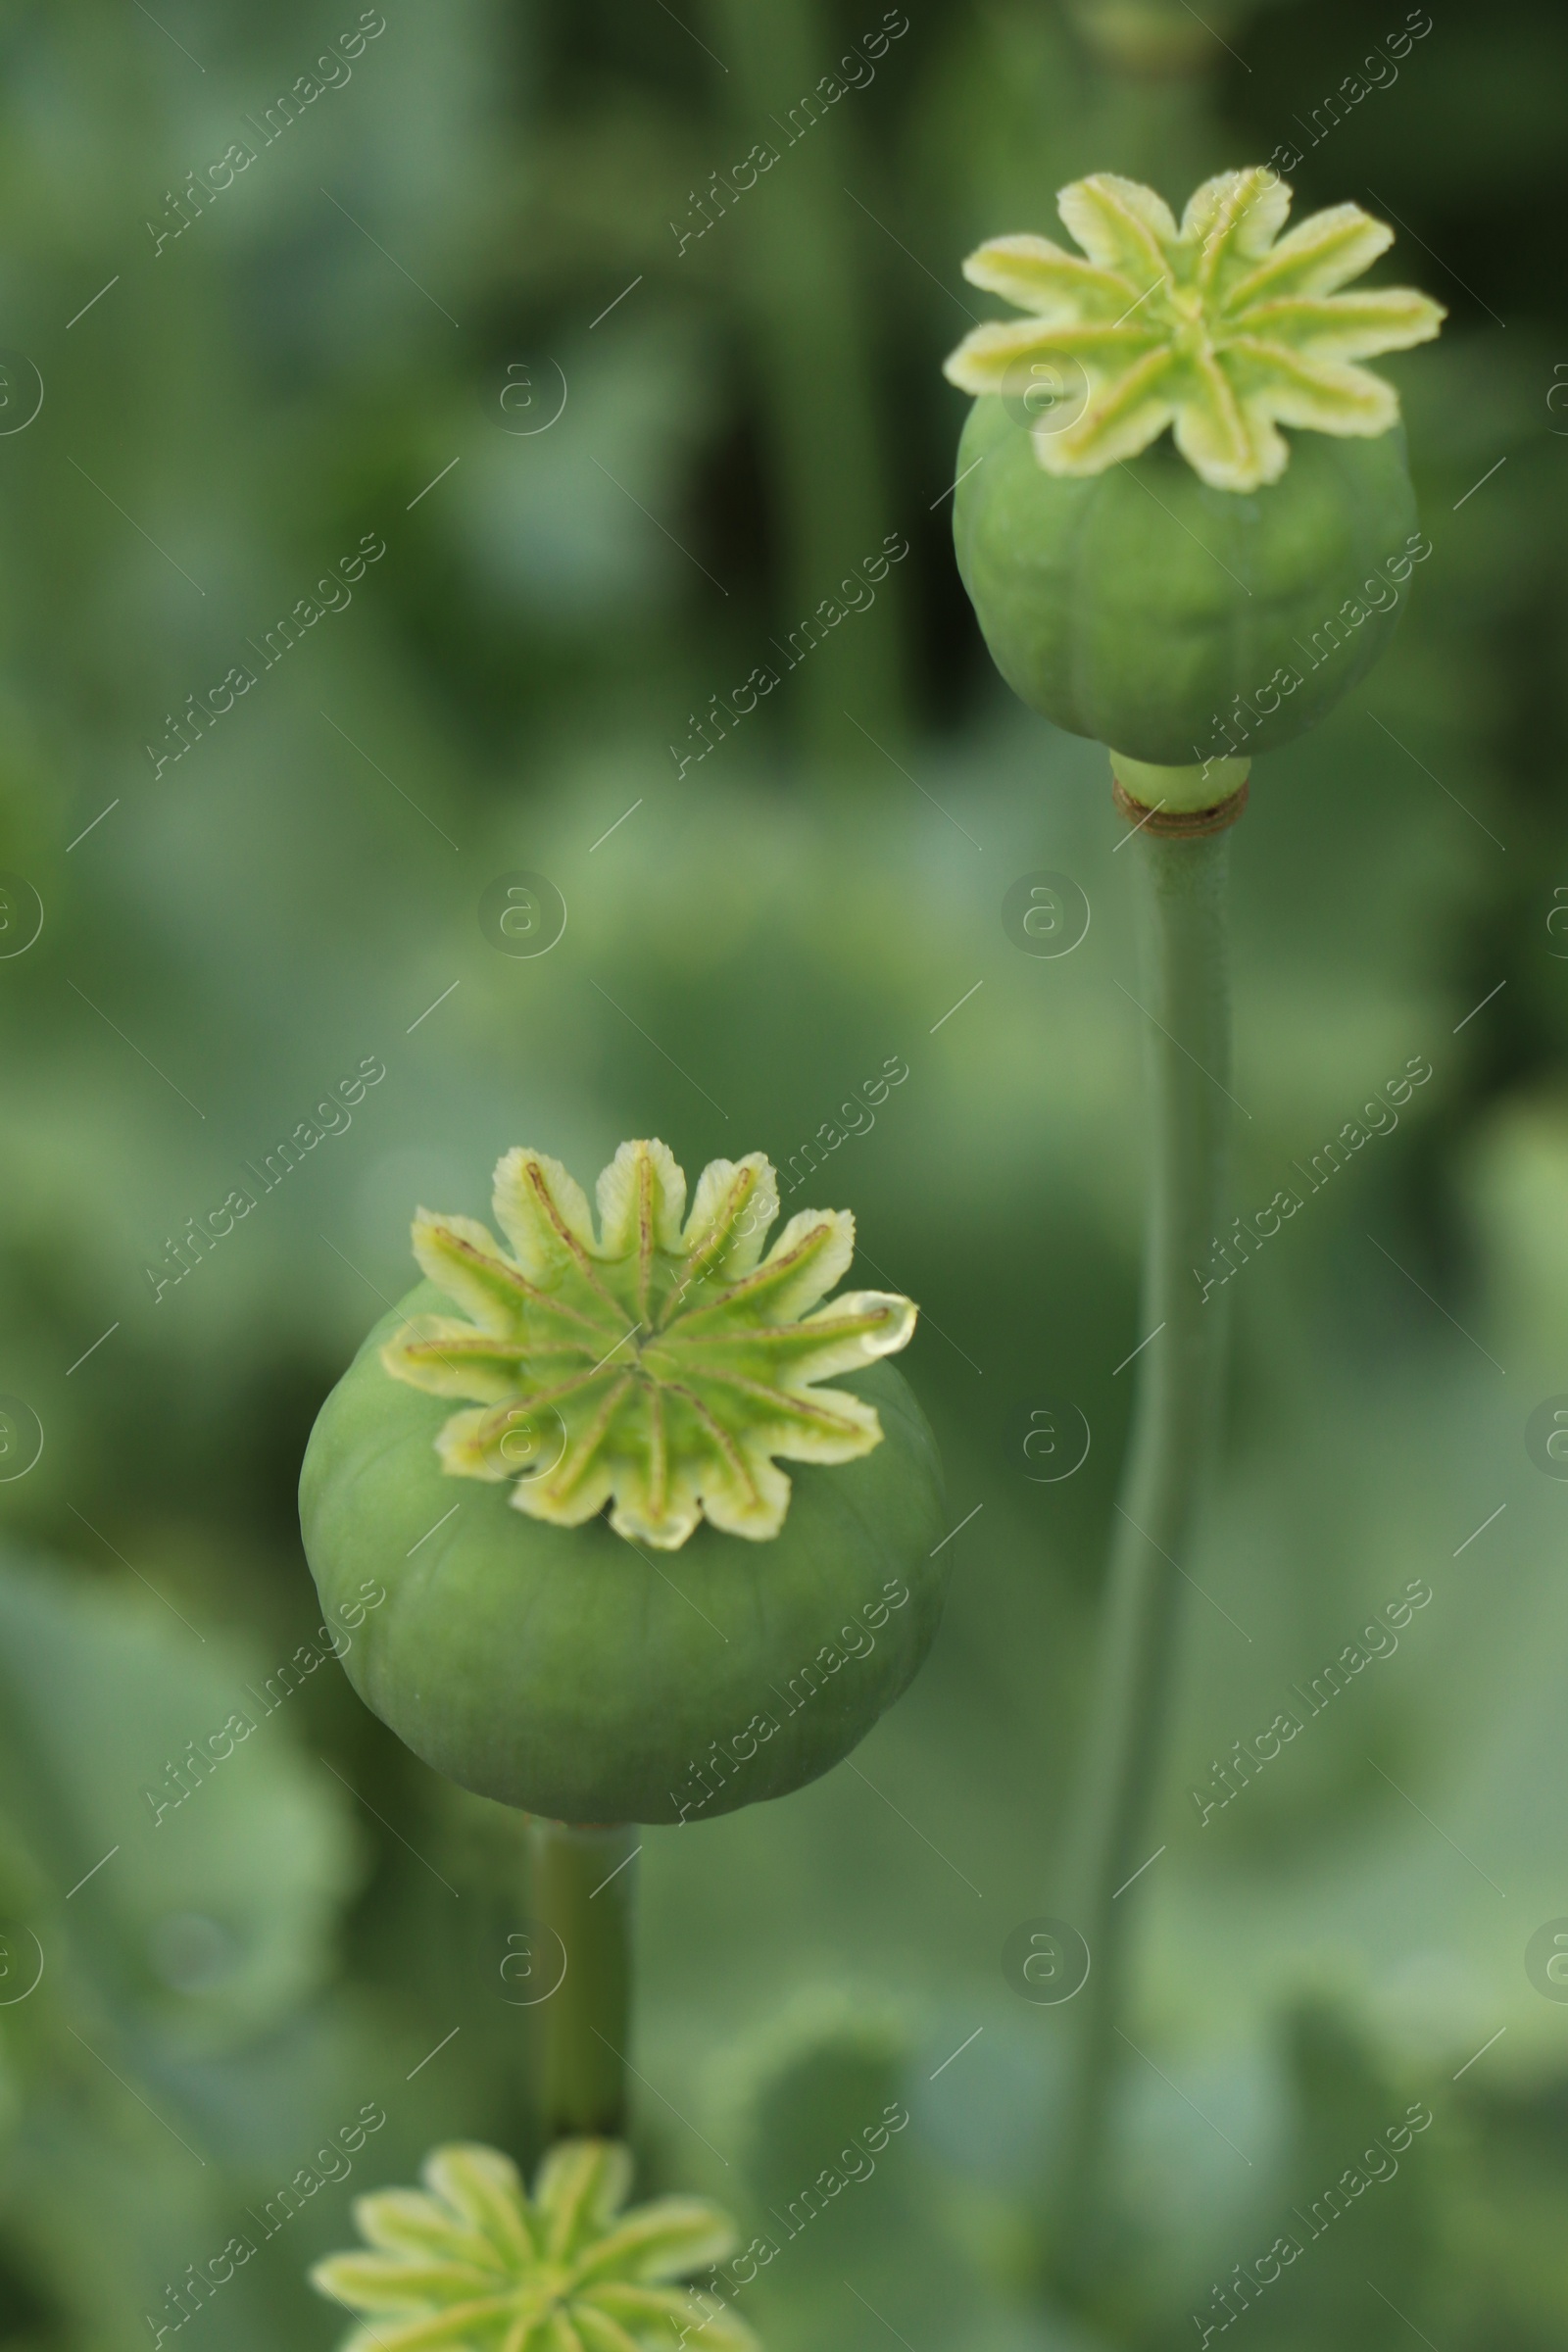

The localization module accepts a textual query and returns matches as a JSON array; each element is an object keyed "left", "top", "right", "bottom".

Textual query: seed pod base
[
  {"left": 954, "top": 394, "right": 1420, "bottom": 766},
  {"left": 300, "top": 1287, "right": 949, "bottom": 1825}
]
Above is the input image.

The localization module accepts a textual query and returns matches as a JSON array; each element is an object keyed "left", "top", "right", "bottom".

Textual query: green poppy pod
[
  {"left": 299, "top": 1142, "right": 948, "bottom": 1825},
  {"left": 953, "top": 400, "right": 1421, "bottom": 770},
  {"left": 944, "top": 168, "right": 1444, "bottom": 785}
]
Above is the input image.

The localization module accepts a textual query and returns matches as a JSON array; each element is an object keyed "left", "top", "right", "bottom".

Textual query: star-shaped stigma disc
[
  {"left": 945, "top": 167, "right": 1445, "bottom": 492},
  {"left": 380, "top": 1140, "right": 917, "bottom": 1549},
  {"left": 313, "top": 2137, "right": 758, "bottom": 2350}
]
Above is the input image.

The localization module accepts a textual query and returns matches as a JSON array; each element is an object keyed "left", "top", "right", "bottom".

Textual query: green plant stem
[
  {"left": 706, "top": 0, "right": 908, "bottom": 770},
  {"left": 1057, "top": 819, "right": 1235, "bottom": 2277},
  {"left": 526, "top": 1819, "right": 638, "bottom": 2144}
]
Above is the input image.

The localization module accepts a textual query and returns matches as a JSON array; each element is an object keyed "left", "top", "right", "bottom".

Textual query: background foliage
[{"left": 0, "top": 0, "right": 1565, "bottom": 2345}]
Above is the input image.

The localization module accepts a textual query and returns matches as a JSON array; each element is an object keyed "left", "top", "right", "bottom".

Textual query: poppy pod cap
[
  {"left": 945, "top": 169, "right": 1443, "bottom": 774},
  {"left": 313, "top": 2137, "right": 760, "bottom": 2352},
  {"left": 299, "top": 1142, "right": 948, "bottom": 1825}
]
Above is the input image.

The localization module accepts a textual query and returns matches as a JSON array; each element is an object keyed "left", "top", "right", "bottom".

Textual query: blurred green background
[{"left": 1, "top": 0, "right": 1566, "bottom": 2344}]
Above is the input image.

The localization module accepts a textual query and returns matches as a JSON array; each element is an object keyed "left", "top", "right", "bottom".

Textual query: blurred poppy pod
[
  {"left": 945, "top": 169, "right": 1444, "bottom": 777},
  {"left": 313, "top": 2137, "right": 760, "bottom": 2352},
  {"left": 299, "top": 1141, "right": 948, "bottom": 1824}
]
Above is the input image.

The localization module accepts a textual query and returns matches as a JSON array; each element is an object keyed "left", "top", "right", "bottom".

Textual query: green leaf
[{"left": 0, "top": 1548, "right": 358, "bottom": 2056}]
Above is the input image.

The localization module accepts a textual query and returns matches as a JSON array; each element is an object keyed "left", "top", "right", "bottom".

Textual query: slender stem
[
  {"left": 526, "top": 1818, "right": 638, "bottom": 2143},
  {"left": 705, "top": 0, "right": 909, "bottom": 769},
  {"left": 1056, "top": 816, "right": 1235, "bottom": 2277}
]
